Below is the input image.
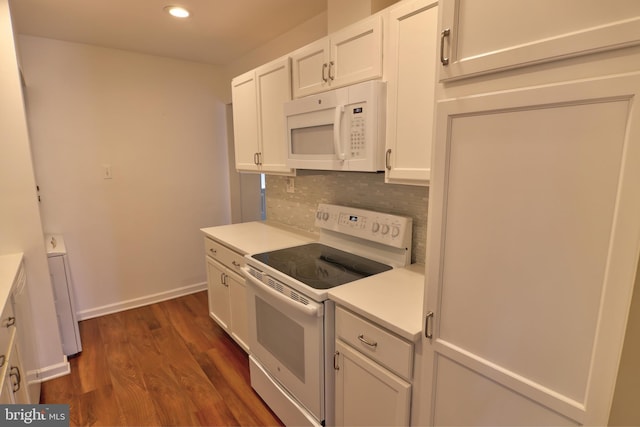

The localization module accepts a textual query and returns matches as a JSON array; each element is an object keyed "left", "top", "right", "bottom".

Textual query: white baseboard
[
  {"left": 76, "top": 282, "right": 207, "bottom": 321},
  {"left": 36, "top": 358, "right": 71, "bottom": 382}
]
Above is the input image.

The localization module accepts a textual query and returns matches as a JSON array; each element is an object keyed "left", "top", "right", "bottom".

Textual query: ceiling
[{"left": 8, "top": 0, "right": 327, "bottom": 65}]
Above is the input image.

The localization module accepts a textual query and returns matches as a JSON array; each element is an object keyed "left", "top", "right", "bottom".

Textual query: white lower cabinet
[
  {"left": 0, "top": 260, "right": 30, "bottom": 404},
  {"left": 0, "top": 330, "right": 30, "bottom": 404},
  {"left": 204, "top": 237, "right": 249, "bottom": 352},
  {"left": 334, "top": 306, "right": 412, "bottom": 426}
]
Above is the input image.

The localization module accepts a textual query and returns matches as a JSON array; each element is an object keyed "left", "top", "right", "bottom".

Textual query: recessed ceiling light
[{"left": 164, "top": 5, "right": 190, "bottom": 18}]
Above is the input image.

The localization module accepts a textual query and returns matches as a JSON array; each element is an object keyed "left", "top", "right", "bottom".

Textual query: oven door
[{"left": 243, "top": 268, "right": 325, "bottom": 421}]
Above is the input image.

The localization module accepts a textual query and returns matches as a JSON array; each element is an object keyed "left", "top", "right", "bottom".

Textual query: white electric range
[{"left": 242, "top": 203, "right": 413, "bottom": 427}]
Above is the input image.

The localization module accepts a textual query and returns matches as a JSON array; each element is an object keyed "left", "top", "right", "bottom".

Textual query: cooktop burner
[{"left": 251, "top": 243, "right": 392, "bottom": 290}]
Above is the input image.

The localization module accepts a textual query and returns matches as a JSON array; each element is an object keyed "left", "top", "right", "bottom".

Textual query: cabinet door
[
  {"left": 438, "top": 0, "right": 640, "bottom": 81},
  {"left": 205, "top": 257, "right": 230, "bottom": 331},
  {"left": 335, "top": 340, "right": 411, "bottom": 426},
  {"left": 8, "top": 340, "right": 30, "bottom": 404},
  {"left": 420, "top": 73, "right": 640, "bottom": 426},
  {"left": 0, "top": 330, "right": 29, "bottom": 404},
  {"left": 228, "top": 272, "right": 249, "bottom": 352},
  {"left": 330, "top": 14, "right": 383, "bottom": 90},
  {"left": 385, "top": 0, "right": 438, "bottom": 186},
  {"left": 291, "top": 38, "right": 330, "bottom": 98},
  {"left": 231, "top": 70, "right": 260, "bottom": 172},
  {"left": 255, "top": 58, "right": 295, "bottom": 175}
]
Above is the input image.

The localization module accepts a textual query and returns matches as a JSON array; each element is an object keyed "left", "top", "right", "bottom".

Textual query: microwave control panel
[{"left": 349, "top": 104, "right": 366, "bottom": 159}]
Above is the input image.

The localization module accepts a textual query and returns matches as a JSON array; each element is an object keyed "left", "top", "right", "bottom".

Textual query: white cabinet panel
[
  {"left": 291, "top": 14, "right": 383, "bottom": 98},
  {"left": 206, "top": 257, "right": 231, "bottom": 331},
  {"left": 335, "top": 340, "right": 411, "bottom": 427},
  {"left": 231, "top": 70, "right": 259, "bottom": 172},
  {"left": 255, "top": 59, "right": 293, "bottom": 174},
  {"left": 330, "top": 15, "right": 383, "bottom": 89},
  {"left": 228, "top": 272, "right": 249, "bottom": 352},
  {"left": 384, "top": 0, "right": 438, "bottom": 185},
  {"left": 291, "top": 38, "right": 330, "bottom": 98},
  {"left": 438, "top": 0, "right": 640, "bottom": 81},
  {"left": 231, "top": 58, "right": 293, "bottom": 175},
  {"left": 432, "top": 356, "right": 579, "bottom": 426},
  {"left": 422, "top": 73, "right": 640, "bottom": 425},
  {"left": 204, "top": 237, "right": 250, "bottom": 352}
]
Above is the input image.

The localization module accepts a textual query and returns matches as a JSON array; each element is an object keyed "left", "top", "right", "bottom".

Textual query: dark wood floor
[{"left": 40, "top": 291, "right": 283, "bottom": 427}]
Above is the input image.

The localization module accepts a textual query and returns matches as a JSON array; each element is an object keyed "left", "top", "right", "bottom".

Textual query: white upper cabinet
[
  {"left": 291, "top": 14, "right": 383, "bottom": 98},
  {"left": 384, "top": 0, "right": 438, "bottom": 186},
  {"left": 438, "top": 0, "right": 640, "bottom": 81},
  {"left": 231, "top": 57, "right": 294, "bottom": 175},
  {"left": 231, "top": 70, "right": 260, "bottom": 172}
]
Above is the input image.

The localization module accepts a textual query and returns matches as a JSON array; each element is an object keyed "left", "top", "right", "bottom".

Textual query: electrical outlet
[{"left": 286, "top": 177, "right": 295, "bottom": 193}]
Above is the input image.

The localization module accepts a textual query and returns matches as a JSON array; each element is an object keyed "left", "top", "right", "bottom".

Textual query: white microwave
[{"left": 284, "top": 80, "right": 386, "bottom": 172}]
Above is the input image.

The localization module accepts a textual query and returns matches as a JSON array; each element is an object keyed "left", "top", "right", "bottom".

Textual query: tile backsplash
[{"left": 265, "top": 171, "right": 428, "bottom": 264}]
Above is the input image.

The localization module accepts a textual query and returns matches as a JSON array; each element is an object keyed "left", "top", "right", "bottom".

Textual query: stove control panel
[{"left": 314, "top": 203, "right": 412, "bottom": 250}]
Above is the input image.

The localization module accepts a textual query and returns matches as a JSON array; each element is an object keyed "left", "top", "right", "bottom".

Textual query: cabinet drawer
[
  {"left": 204, "top": 237, "right": 244, "bottom": 275},
  {"left": 336, "top": 306, "right": 413, "bottom": 381}
]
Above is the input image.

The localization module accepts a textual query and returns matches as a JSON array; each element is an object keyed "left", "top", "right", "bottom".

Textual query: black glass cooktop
[{"left": 251, "top": 243, "right": 392, "bottom": 290}]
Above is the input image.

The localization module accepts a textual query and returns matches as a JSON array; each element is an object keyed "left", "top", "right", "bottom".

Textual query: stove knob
[
  {"left": 316, "top": 211, "right": 322, "bottom": 220},
  {"left": 322, "top": 212, "right": 330, "bottom": 221},
  {"left": 392, "top": 226, "right": 400, "bottom": 238},
  {"left": 372, "top": 222, "right": 380, "bottom": 233},
  {"left": 381, "top": 224, "right": 390, "bottom": 235}
]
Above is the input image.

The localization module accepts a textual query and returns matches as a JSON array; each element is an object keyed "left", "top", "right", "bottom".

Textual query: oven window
[
  {"left": 291, "top": 125, "right": 334, "bottom": 155},
  {"left": 255, "top": 297, "right": 306, "bottom": 382}
]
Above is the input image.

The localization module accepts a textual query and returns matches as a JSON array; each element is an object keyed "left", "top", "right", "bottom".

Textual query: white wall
[
  {"left": 0, "top": 0, "right": 66, "bottom": 382},
  {"left": 18, "top": 36, "right": 232, "bottom": 319},
  {"left": 224, "top": 11, "right": 328, "bottom": 97}
]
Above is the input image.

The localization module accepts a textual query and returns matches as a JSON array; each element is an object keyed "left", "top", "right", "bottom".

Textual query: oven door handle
[{"left": 242, "top": 268, "right": 322, "bottom": 317}]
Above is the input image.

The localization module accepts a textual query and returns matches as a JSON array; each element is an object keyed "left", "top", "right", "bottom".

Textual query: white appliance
[
  {"left": 284, "top": 80, "right": 386, "bottom": 172},
  {"left": 45, "top": 235, "right": 82, "bottom": 356},
  {"left": 242, "top": 204, "right": 412, "bottom": 427}
]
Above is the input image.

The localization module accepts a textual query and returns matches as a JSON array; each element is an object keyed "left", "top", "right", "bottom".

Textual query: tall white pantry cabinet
[{"left": 418, "top": 1, "right": 640, "bottom": 426}]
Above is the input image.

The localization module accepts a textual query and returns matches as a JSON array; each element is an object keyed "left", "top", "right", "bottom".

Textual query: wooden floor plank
[{"left": 40, "top": 291, "right": 284, "bottom": 427}]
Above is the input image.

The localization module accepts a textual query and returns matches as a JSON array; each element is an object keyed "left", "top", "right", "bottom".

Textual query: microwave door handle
[{"left": 334, "top": 105, "right": 346, "bottom": 160}]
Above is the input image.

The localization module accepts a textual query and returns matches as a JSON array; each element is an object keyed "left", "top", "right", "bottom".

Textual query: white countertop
[
  {"left": 0, "top": 253, "right": 23, "bottom": 311},
  {"left": 328, "top": 263, "right": 425, "bottom": 342},
  {"left": 201, "top": 221, "right": 316, "bottom": 255}
]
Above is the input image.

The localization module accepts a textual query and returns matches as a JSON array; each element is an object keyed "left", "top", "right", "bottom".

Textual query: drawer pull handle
[
  {"left": 232, "top": 261, "right": 241, "bottom": 268},
  {"left": 209, "top": 248, "right": 217, "bottom": 255},
  {"left": 0, "top": 355, "right": 5, "bottom": 368},
  {"left": 357, "top": 334, "right": 377, "bottom": 348}
]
